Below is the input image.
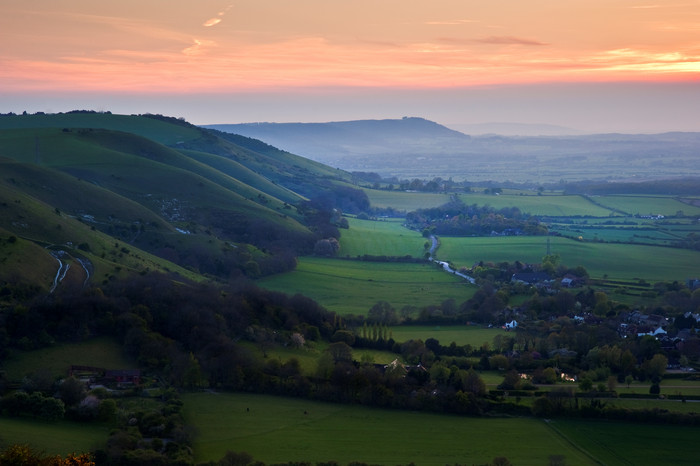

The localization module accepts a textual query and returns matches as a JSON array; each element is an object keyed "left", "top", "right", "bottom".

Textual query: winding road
[
  {"left": 429, "top": 235, "right": 476, "bottom": 284},
  {"left": 46, "top": 247, "right": 93, "bottom": 293}
]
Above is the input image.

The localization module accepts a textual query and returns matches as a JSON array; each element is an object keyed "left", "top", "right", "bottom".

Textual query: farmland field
[
  {"left": 552, "top": 419, "right": 700, "bottom": 466},
  {"left": 362, "top": 190, "right": 451, "bottom": 211},
  {"left": 339, "top": 217, "right": 426, "bottom": 258},
  {"left": 589, "top": 194, "right": 700, "bottom": 217},
  {"left": 436, "top": 236, "right": 700, "bottom": 282},
  {"left": 389, "top": 325, "right": 506, "bottom": 347},
  {"left": 457, "top": 193, "right": 614, "bottom": 217},
  {"left": 0, "top": 417, "right": 108, "bottom": 456},
  {"left": 183, "top": 392, "right": 700, "bottom": 465},
  {"left": 1, "top": 337, "right": 134, "bottom": 381},
  {"left": 239, "top": 341, "right": 401, "bottom": 375},
  {"left": 257, "top": 257, "right": 476, "bottom": 316},
  {"left": 182, "top": 392, "right": 597, "bottom": 465},
  {"left": 363, "top": 188, "right": 618, "bottom": 217}
]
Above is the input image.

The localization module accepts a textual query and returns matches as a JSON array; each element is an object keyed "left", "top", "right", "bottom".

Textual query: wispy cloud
[
  {"left": 476, "top": 36, "right": 548, "bottom": 46},
  {"left": 182, "top": 39, "right": 217, "bottom": 56},
  {"left": 203, "top": 4, "right": 233, "bottom": 27},
  {"left": 425, "top": 19, "right": 477, "bottom": 26}
]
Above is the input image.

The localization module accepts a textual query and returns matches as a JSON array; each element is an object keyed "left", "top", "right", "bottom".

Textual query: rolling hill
[{"left": 0, "top": 112, "right": 357, "bottom": 292}]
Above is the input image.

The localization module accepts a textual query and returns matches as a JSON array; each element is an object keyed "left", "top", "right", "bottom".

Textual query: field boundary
[{"left": 543, "top": 419, "right": 607, "bottom": 466}]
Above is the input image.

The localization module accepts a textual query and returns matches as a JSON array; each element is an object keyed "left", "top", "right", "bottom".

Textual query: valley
[{"left": 1, "top": 112, "right": 699, "bottom": 465}]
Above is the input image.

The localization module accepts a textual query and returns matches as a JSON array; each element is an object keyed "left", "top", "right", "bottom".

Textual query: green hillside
[{"left": 0, "top": 112, "right": 357, "bottom": 289}]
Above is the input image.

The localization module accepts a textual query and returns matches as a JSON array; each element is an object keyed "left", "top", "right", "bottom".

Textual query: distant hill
[
  {"left": 205, "top": 118, "right": 700, "bottom": 183},
  {"left": 0, "top": 112, "right": 358, "bottom": 290},
  {"left": 204, "top": 117, "right": 472, "bottom": 168}
]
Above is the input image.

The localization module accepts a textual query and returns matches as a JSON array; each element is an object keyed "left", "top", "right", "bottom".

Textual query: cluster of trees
[{"left": 406, "top": 199, "right": 547, "bottom": 237}]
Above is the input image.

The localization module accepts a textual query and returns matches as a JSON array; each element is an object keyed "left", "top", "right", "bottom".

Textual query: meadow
[
  {"left": 589, "top": 194, "right": 700, "bottom": 217},
  {"left": 257, "top": 257, "right": 476, "bottom": 316},
  {"left": 182, "top": 392, "right": 597, "bottom": 465},
  {"left": 435, "top": 235, "right": 700, "bottom": 283},
  {"left": 361, "top": 190, "right": 451, "bottom": 211},
  {"left": 552, "top": 419, "right": 700, "bottom": 466},
  {"left": 1, "top": 337, "right": 134, "bottom": 380},
  {"left": 0, "top": 417, "right": 109, "bottom": 456},
  {"left": 182, "top": 392, "right": 700, "bottom": 465},
  {"left": 339, "top": 217, "right": 426, "bottom": 258},
  {"left": 388, "top": 325, "right": 505, "bottom": 348}
]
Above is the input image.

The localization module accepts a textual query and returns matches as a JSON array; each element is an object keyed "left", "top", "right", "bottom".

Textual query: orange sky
[
  {"left": 2, "top": 0, "right": 699, "bottom": 92},
  {"left": 1, "top": 1, "right": 700, "bottom": 131}
]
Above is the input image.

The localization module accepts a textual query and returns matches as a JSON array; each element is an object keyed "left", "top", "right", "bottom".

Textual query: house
[
  {"left": 637, "top": 327, "right": 667, "bottom": 338},
  {"left": 69, "top": 365, "right": 141, "bottom": 388},
  {"left": 504, "top": 320, "right": 518, "bottom": 330},
  {"left": 560, "top": 275, "right": 582, "bottom": 288},
  {"left": 104, "top": 369, "right": 141, "bottom": 387},
  {"left": 511, "top": 272, "right": 551, "bottom": 285}
]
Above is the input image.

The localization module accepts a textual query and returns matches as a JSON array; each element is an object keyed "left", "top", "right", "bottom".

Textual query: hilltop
[{"left": 0, "top": 112, "right": 359, "bottom": 291}]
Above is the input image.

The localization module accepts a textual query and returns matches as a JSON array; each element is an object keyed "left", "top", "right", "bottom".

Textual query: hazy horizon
[{"left": 2, "top": 1, "right": 700, "bottom": 134}]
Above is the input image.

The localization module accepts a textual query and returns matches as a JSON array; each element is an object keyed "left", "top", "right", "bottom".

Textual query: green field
[
  {"left": 240, "top": 341, "right": 402, "bottom": 375},
  {"left": 1, "top": 337, "right": 135, "bottom": 381},
  {"left": 458, "top": 193, "right": 614, "bottom": 217},
  {"left": 590, "top": 195, "right": 700, "bottom": 217},
  {"left": 339, "top": 218, "right": 426, "bottom": 258},
  {"left": 363, "top": 189, "right": 616, "bottom": 217},
  {"left": 0, "top": 418, "right": 108, "bottom": 456},
  {"left": 183, "top": 392, "right": 700, "bottom": 465},
  {"left": 257, "top": 257, "right": 476, "bottom": 316},
  {"left": 362, "top": 190, "right": 451, "bottom": 211},
  {"left": 552, "top": 419, "right": 700, "bottom": 466},
  {"left": 182, "top": 392, "right": 597, "bottom": 465},
  {"left": 389, "top": 325, "right": 506, "bottom": 347},
  {"left": 436, "top": 236, "right": 700, "bottom": 282}
]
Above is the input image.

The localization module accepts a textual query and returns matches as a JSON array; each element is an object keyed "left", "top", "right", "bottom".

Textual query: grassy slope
[
  {"left": 0, "top": 113, "right": 201, "bottom": 145},
  {"left": 0, "top": 171, "right": 201, "bottom": 288},
  {"left": 0, "top": 128, "right": 308, "bottom": 232}
]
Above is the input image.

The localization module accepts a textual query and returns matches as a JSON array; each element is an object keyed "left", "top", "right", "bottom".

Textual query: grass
[
  {"left": 339, "top": 217, "right": 426, "bottom": 258},
  {"left": 182, "top": 392, "right": 598, "bottom": 465},
  {"left": 590, "top": 194, "right": 700, "bottom": 217},
  {"left": 244, "top": 341, "right": 403, "bottom": 376},
  {"left": 1, "top": 337, "right": 135, "bottom": 381},
  {"left": 456, "top": 193, "right": 613, "bottom": 217},
  {"left": 362, "top": 189, "right": 615, "bottom": 217},
  {"left": 436, "top": 235, "right": 700, "bottom": 283},
  {"left": 257, "top": 257, "right": 476, "bottom": 316},
  {"left": 551, "top": 418, "right": 700, "bottom": 466},
  {"left": 362, "top": 190, "right": 452, "bottom": 211},
  {"left": 0, "top": 417, "right": 108, "bottom": 456},
  {"left": 389, "top": 325, "right": 506, "bottom": 347}
]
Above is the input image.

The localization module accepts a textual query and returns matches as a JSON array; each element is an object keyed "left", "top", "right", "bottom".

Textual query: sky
[{"left": 1, "top": 0, "right": 700, "bottom": 133}]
